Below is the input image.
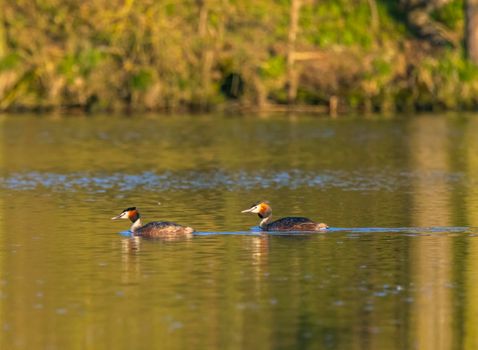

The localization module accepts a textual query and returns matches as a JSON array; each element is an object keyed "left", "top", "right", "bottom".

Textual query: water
[{"left": 1, "top": 113, "right": 478, "bottom": 349}]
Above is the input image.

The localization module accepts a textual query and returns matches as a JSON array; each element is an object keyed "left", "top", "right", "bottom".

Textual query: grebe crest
[
  {"left": 241, "top": 201, "right": 328, "bottom": 232},
  {"left": 241, "top": 201, "right": 272, "bottom": 219},
  {"left": 113, "top": 207, "right": 140, "bottom": 220}
]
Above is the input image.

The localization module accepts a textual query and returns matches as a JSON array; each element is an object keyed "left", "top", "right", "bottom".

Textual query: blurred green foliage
[
  {"left": 0, "top": 0, "right": 475, "bottom": 112},
  {"left": 431, "top": 0, "right": 463, "bottom": 29}
]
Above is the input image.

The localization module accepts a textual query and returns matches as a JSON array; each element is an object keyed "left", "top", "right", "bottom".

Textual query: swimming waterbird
[
  {"left": 112, "top": 207, "right": 194, "bottom": 238},
  {"left": 241, "top": 201, "right": 328, "bottom": 231}
]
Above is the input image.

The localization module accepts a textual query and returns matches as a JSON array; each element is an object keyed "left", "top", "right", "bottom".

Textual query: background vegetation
[{"left": 1, "top": 0, "right": 478, "bottom": 113}]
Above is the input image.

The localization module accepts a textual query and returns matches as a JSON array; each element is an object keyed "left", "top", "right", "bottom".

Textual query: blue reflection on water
[
  {"left": 118, "top": 230, "right": 134, "bottom": 237},
  {"left": 121, "top": 226, "right": 476, "bottom": 237}
]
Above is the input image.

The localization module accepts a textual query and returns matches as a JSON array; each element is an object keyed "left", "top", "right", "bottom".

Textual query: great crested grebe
[
  {"left": 111, "top": 207, "right": 194, "bottom": 238},
  {"left": 241, "top": 201, "right": 328, "bottom": 231}
]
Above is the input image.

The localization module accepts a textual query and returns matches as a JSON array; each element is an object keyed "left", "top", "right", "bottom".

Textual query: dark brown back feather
[
  {"left": 135, "top": 221, "right": 194, "bottom": 238},
  {"left": 265, "top": 217, "right": 327, "bottom": 231}
]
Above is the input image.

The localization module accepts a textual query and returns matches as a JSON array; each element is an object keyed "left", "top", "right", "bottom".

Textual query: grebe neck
[
  {"left": 130, "top": 218, "right": 143, "bottom": 232},
  {"left": 259, "top": 215, "right": 272, "bottom": 229}
]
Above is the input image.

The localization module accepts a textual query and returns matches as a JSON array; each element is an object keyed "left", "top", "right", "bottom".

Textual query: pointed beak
[
  {"left": 241, "top": 208, "right": 254, "bottom": 213},
  {"left": 111, "top": 214, "right": 122, "bottom": 220}
]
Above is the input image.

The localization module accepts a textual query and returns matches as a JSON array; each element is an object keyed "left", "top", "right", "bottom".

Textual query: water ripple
[{"left": 0, "top": 169, "right": 465, "bottom": 193}]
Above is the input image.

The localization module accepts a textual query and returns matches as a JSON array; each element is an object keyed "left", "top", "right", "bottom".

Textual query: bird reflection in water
[
  {"left": 250, "top": 234, "right": 270, "bottom": 286},
  {"left": 121, "top": 236, "right": 141, "bottom": 285}
]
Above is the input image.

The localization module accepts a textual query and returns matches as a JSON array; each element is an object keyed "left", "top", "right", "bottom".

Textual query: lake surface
[{"left": 1, "top": 113, "right": 478, "bottom": 349}]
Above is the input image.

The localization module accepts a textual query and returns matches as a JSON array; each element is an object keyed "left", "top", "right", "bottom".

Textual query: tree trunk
[
  {"left": 287, "top": 0, "right": 301, "bottom": 104},
  {"left": 367, "top": 0, "right": 379, "bottom": 35},
  {"left": 196, "top": 0, "right": 213, "bottom": 107},
  {"left": 0, "top": 0, "right": 5, "bottom": 58},
  {"left": 466, "top": 0, "right": 478, "bottom": 64},
  {"left": 197, "top": 0, "right": 208, "bottom": 38}
]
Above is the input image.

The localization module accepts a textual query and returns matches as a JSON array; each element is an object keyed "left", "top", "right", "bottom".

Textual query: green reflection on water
[{"left": 1, "top": 114, "right": 478, "bottom": 349}]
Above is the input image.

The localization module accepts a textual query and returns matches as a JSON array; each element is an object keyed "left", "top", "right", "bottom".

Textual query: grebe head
[
  {"left": 241, "top": 201, "right": 272, "bottom": 218},
  {"left": 112, "top": 207, "right": 140, "bottom": 223}
]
